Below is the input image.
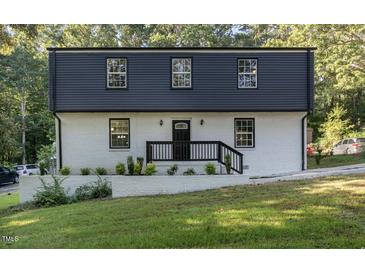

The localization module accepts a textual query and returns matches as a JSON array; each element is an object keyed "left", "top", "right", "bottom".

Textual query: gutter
[
  {"left": 53, "top": 112, "right": 62, "bottom": 170},
  {"left": 301, "top": 113, "right": 309, "bottom": 170}
]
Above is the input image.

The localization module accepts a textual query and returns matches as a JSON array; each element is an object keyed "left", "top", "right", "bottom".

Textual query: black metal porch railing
[{"left": 146, "top": 141, "right": 243, "bottom": 174}]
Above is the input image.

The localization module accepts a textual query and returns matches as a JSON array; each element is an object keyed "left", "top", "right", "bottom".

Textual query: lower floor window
[
  {"left": 235, "top": 118, "right": 255, "bottom": 148},
  {"left": 110, "top": 119, "right": 130, "bottom": 148}
]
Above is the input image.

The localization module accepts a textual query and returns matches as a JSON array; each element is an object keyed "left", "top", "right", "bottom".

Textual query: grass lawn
[
  {"left": 0, "top": 174, "right": 364, "bottom": 248},
  {"left": 0, "top": 193, "right": 19, "bottom": 211},
  {"left": 308, "top": 154, "right": 365, "bottom": 169}
]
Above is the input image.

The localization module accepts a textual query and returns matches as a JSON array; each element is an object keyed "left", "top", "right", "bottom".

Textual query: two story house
[{"left": 48, "top": 47, "right": 315, "bottom": 176}]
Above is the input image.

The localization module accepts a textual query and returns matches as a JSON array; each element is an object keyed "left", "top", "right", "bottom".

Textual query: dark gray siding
[
  {"left": 48, "top": 51, "right": 55, "bottom": 111},
  {"left": 50, "top": 51, "right": 314, "bottom": 112}
]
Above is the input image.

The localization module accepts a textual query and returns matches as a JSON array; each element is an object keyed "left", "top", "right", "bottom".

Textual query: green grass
[
  {"left": 308, "top": 154, "right": 365, "bottom": 169},
  {"left": 0, "top": 193, "right": 19, "bottom": 211},
  {"left": 0, "top": 175, "right": 364, "bottom": 248}
]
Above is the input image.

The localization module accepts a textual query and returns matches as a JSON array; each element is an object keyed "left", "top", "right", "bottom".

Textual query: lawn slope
[
  {"left": 0, "top": 175, "right": 364, "bottom": 248},
  {"left": 308, "top": 154, "right": 365, "bottom": 169},
  {"left": 0, "top": 193, "right": 19, "bottom": 211}
]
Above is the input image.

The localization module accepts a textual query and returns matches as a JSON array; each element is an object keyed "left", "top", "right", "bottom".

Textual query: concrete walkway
[{"left": 250, "top": 163, "right": 365, "bottom": 184}]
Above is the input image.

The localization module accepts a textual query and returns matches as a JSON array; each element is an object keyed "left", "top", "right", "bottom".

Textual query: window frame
[
  {"left": 234, "top": 118, "right": 255, "bottom": 148},
  {"left": 109, "top": 118, "right": 130, "bottom": 149},
  {"left": 171, "top": 57, "right": 193, "bottom": 89},
  {"left": 237, "top": 58, "right": 258, "bottom": 89},
  {"left": 106, "top": 57, "right": 128, "bottom": 90}
]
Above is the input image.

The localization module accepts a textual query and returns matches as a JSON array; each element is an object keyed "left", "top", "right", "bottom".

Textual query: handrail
[{"left": 146, "top": 141, "right": 243, "bottom": 174}]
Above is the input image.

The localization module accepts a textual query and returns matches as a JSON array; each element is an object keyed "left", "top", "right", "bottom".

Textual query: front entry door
[{"left": 172, "top": 120, "right": 191, "bottom": 160}]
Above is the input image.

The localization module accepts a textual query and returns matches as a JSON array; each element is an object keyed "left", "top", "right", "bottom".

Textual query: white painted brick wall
[{"left": 56, "top": 112, "right": 306, "bottom": 176}]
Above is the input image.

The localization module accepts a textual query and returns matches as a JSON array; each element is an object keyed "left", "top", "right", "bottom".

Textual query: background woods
[{"left": 0, "top": 24, "right": 364, "bottom": 165}]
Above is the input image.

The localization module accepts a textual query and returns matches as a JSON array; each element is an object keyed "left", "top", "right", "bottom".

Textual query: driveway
[
  {"left": 0, "top": 182, "right": 19, "bottom": 194},
  {"left": 250, "top": 163, "right": 365, "bottom": 184}
]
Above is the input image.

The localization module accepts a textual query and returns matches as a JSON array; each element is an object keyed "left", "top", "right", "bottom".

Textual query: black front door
[{"left": 172, "top": 120, "right": 191, "bottom": 160}]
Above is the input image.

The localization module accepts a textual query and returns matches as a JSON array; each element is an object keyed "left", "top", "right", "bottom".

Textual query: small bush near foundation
[
  {"left": 59, "top": 166, "right": 71, "bottom": 176},
  {"left": 134, "top": 162, "right": 142, "bottom": 175},
  {"left": 205, "top": 163, "right": 216, "bottom": 175},
  {"left": 145, "top": 163, "right": 157, "bottom": 176},
  {"left": 136, "top": 157, "right": 144, "bottom": 167},
  {"left": 183, "top": 168, "right": 196, "bottom": 176},
  {"left": 167, "top": 164, "right": 178, "bottom": 175},
  {"left": 127, "top": 156, "right": 134, "bottom": 175},
  {"left": 95, "top": 167, "right": 107, "bottom": 175},
  {"left": 80, "top": 167, "right": 91, "bottom": 176},
  {"left": 74, "top": 174, "right": 112, "bottom": 201},
  {"left": 33, "top": 175, "right": 70, "bottom": 207},
  {"left": 115, "top": 162, "right": 126, "bottom": 175},
  {"left": 224, "top": 154, "right": 232, "bottom": 174}
]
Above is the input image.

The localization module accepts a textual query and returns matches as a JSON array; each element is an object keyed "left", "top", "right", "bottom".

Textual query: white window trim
[
  {"left": 110, "top": 119, "right": 130, "bottom": 149},
  {"left": 172, "top": 58, "right": 192, "bottom": 88},
  {"left": 238, "top": 59, "right": 257, "bottom": 89},
  {"left": 235, "top": 118, "right": 255, "bottom": 148},
  {"left": 107, "top": 58, "right": 127, "bottom": 89}
]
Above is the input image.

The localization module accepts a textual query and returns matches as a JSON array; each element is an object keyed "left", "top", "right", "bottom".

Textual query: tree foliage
[
  {"left": 0, "top": 24, "right": 364, "bottom": 165},
  {"left": 318, "top": 105, "right": 354, "bottom": 152}
]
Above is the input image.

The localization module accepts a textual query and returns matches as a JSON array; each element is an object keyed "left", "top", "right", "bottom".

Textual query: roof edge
[{"left": 47, "top": 47, "right": 317, "bottom": 51}]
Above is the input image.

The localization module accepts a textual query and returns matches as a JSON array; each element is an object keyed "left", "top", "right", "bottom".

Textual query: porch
[{"left": 146, "top": 141, "right": 244, "bottom": 174}]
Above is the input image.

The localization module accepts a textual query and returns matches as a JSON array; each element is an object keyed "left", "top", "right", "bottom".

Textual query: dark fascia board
[
  {"left": 47, "top": 47, "right": 317, "bottom": 51},
  {"left": 53, "top": 109, "right": 310, "bottom": 113}
]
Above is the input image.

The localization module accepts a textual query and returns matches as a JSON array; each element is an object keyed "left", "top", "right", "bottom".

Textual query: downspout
[
  {"left": 302, "top": 49, "right": 314, "bottom": 170},
  {"left": 301, "top": 112, "right": 308, "bottom": 170},
  {"left": 53, "top": 112, "right": 62, "bottom": 170}
]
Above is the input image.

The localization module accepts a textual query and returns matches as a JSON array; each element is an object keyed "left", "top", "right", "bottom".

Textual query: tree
[
  {"left": 0, "top": 38, "right": 50, "bottom": 164},
  {"left": 0, "top": 25, "right": 41, "bottom": 55},
  {"left": 0, "top": 90, "right": 21, "bottom": 164},
  {"left": 318, "top": 105, "right": 354, "bottom": 152},
  {"left": 263, "top": 25, "right": 365, "bottom": 139}
]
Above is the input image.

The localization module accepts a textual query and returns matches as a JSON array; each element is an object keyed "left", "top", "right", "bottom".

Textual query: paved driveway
[
  {"left": 0, "top": 182, "right": 19, "bottom": 194},
  {"left": 250, "top": 163, "right": 365, "bottom": 184}
]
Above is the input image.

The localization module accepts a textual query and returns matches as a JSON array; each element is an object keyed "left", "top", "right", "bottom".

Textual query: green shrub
[
  {"left": 33, "top": 175, "right": 69, "bottom": 207},
  {"left": 136, "top": 157, "right": 144, "bottom": 167},
  {"left": 115, "top": 162, "right": 126, "bottom": 175},
  {"left": 224, "top": 154, "right": 232, "bottom": 174},
  {"left": 183, "top": 168, "right": 196, "bottom": 176},
  {"left": 127, "top": 155, "right": 134, "bottom": 175},
  {"left": 167, "top": 164, "right": 178, "bottom": 175},
  {"left": 134, "top": 162, "right": 142, "bottom": 175},
  {"left": 205, "top": 163, "right": 216, "bottom": 175},
  {"left": 315, "top": 151, "right": 322, "bottom": 165},
  {"left": 39, "top": 162, "right": 47, "bottom": 176},
  {"left": 90, "top": 175, "right": 112, "bottom": 198},
  {"left": 95, "top": 167, "right": 107, "bottom": 175},
  {"left": 74, "top": 174, "right": 112, "bottom": 201},
  {"left": 145, "top": 163, "right": 157, "bottom": 176},
  {"left": 74, "top": 184, "right": 93, "bottom": 201},
  {"left": 80, "top": 167, "right": 91, "bottom": 176},
  {"left": 59, "top": 166, "right": 71, "bottom": 175}
]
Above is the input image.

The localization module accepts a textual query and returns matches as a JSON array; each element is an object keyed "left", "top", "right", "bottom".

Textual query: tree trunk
[{"left": 21, "top": 100, "right": 26, "bottom": 164}]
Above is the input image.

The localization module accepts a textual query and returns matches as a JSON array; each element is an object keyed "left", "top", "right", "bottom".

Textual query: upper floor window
[
  {"left": 107, "top": 58, "right": 127, "bottom": 88},
  {"left": 238, "top": 59, "right": 257, "bottom": 88},
  {"left": 172, "top": 58, "right": 192, "bottom": 88},
  {"left": 235, "top": 118, "right": 255, "bottom": 148}
]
